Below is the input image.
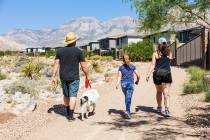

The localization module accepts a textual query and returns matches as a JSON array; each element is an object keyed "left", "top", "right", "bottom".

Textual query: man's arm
[
  {"left": 80, "top": 62, "right": 89, "bottom": 80},
  {"left": 51, "top": 59, "right": 59, "bottom": 86}
]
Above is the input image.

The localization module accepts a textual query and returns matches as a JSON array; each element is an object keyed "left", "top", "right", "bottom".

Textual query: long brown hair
[
  {"left": 122, "top": 54, "right": 131, "bottom": 64},
  {"left": 157, "top": 43, "right": 171, "bottom": 56}
]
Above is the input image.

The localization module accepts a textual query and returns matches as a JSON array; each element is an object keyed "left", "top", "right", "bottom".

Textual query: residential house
[
  {"left": 79, "top": 44, "right": 91, "bottom": 51},
  {"left": 89, "top": 41, "right": 100, "bottom": 51},
  {"left": 26, "top": 46, "right": 62, "bottom": 53},
  {"left": 117, "top": 35, "right": 143, "bottom": 48},
  {"left": 143, "top": 26, "right": 202, "bottom": 45},
  {"left": 98, "top": 37, "right": 117, "bottom": 50}
]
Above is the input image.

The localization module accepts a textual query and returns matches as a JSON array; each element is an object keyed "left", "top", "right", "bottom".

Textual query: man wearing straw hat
[{"left": 52, "top": 32, "right": 89, "bottom": 121}]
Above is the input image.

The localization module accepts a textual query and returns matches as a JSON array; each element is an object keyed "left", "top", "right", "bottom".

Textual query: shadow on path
[
  {"left": 48, "top": 104, "right": 66, "bottom": 117},
  {"left": 135, "top": 106, "right": 166, "bottom": 117}
]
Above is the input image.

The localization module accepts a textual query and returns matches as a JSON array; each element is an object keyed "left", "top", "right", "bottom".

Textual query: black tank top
[{"left": 154, "top": 53, "right": 171, "bottom": 72}]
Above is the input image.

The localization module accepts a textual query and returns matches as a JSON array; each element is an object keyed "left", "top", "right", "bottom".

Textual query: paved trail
[{"left": 22, "top": 63, "right": 200, "bottom": 140}]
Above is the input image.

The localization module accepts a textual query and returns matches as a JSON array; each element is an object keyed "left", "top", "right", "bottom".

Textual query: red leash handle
[{"left": 85, "top": 79, "right": 91, "bottom": 89}]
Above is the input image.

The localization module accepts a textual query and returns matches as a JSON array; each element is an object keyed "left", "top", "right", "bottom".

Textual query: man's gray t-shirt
[{"left": 55, "top": 46, "right": 85, "bottom": 81}]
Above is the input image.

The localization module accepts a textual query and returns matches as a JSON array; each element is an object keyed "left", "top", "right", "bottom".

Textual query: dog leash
[{"left": 85, "top": 79, "right": 92, "bottom": 89}]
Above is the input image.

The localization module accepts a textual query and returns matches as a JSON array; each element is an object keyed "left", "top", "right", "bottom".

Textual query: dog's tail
[{"left": 80, "top": 96, "right": 89, "bottom": 106}]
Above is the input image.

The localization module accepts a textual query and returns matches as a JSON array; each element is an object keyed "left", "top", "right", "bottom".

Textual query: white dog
[{"left": 80, "top": 89, "right": 99, "bottom": 121}]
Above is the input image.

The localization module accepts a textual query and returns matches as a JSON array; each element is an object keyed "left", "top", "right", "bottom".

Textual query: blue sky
[{"left": 0, "top": 0, "right": 137, "bottom": 34}]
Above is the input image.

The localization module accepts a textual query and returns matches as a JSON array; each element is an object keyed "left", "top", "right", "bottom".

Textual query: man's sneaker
[
  {"left": 156, "top": 107, "right": 162, "bottom": 113},
  {"left": 67, "top": 116, "right": 76, "bottom": 121},
  {"left": 164, "top": 110, "right": 171, "bottom": 117},
  {"left": 124, "top": 111, "right": 131, "bottom": 119}
]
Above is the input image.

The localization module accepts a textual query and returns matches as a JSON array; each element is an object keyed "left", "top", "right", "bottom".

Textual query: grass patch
[
  {"left": 205, "top": 89, "right": 210, "bottom": 102},
  {"left": 184, "top": 66, "right": 210, "bottom": 102}
]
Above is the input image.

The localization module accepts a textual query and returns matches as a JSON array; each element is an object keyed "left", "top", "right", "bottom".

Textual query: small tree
[
  {"left": 123, "top": 39, "right": 154, "bottom": 61},
  {"left": 125, "top": 0, "right": 210, "bottom": 31}
]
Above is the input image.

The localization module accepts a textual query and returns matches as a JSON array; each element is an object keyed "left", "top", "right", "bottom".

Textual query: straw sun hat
[{"left": 64, "top": 32, "right": 80, "bottom": 45}]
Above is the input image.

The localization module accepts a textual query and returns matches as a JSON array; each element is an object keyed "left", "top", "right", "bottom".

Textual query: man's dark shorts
[
  {"left": 61, "top": 80, "right": 80, "bottom": 97},
  {"left": 153, "top": 72, "right": 172, "bottom": 85}
]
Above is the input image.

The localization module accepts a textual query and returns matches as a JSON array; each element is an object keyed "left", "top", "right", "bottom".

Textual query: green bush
[
  {"left": 101, "top": 56, "right": 113, "bottom": 60},
  {"left": 187, "top": 66, "right": 205, "bottom": 82},
  {"left": 205, "top": 89, "right": 210, "bottom": 102},
  {"left": 183, "top": 82, "right": 203, "bottom": 94},
  {"left": 89, "top": 55, "right": 102, "bottom": 60},
  {"left": 123, "top": 39, "right": 154, "bottom": 62},
  {"left": 183, "top": 66, "right": 210, "bottom": 102},
  {"left": 21, "top": 62, "right": 42, "bottom": 80},
  {"left": 83, "top": 50, "right": 91, "bottom": 58},
  {"left": 45, "top": 50, "right": 56, "bottom": 58}
]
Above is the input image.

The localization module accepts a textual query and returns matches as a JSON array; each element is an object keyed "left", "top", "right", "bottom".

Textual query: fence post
[
  {"left": 175, "top": 40, "right": 177, "bottom": 66},
  {"left": 201, "top": 27, "right": 208, "bottom": 69},
  {"left": 207, "top": 29, "right": 210, "bottom": 70}
]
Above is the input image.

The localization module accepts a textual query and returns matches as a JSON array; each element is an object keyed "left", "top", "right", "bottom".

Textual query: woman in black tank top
[{"left": 146, "top": 38, "right": 173, "bottom": 117}]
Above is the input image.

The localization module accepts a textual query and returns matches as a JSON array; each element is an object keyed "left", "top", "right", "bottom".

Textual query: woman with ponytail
[
  {"left": 116, "top": 54, "right": 140, "bottom": 119},
  {"left": 146, "top": 37, "right": 173, "bottom": 117}
]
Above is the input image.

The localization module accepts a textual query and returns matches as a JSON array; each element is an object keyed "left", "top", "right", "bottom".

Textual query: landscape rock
[
  {"left": 12, "top": 99, "right": 37, "bottom": 115},
  {"left": 0, "top": 104, "right": 5, "bottom": 111}
]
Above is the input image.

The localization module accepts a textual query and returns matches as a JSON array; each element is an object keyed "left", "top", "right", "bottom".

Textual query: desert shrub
[
  {"left": 123, "top": 39, "right": 154, "bottom": 62},
  {"left": 21, "top": 62, "right": 42, "bottom": 80},
  {"left": 0, "top": 51, "right": 4, "bottom": 57},
  {"left": 4, "top": 51, "right": 12, "bottom": 56},
  {"left": 15, "top": 57, "right": 31, "bottom": 67},
  {"left": 89, "top": 55, "right": 102, "bottom": 60},
  {"left": 26, "top": 53, "right": 35, "bottom": 56},
  {"left": 4, "top": 79, "right": 37, "bottom": 96},
  {"left": 0, "top": 72, "right": 7, "bottom": 80},
  {"left": 92, "top": 61, "right": 101, "bottom": 73}
]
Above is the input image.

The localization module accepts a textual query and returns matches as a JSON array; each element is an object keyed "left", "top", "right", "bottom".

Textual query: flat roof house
[
  {"left": 143, "top": 26, "right": 202, "bottom": 45},
  {"left": 79, "top": 44, "right": 91, "bottom": 51},
  {"left": 98, "top": 37, "right": 117, "bottom": 50},
  {"left": 26, "top": 48, "right": 42, "bottom": 53},
  {"left": 89, "top": 41, "right": 100, "bottom": 51},
  {"left": 117, "top": 35, "right": 143, "bottom": 48}
]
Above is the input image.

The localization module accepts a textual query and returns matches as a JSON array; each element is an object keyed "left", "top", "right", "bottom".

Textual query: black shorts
[{"left": 153, "top": 72, "right": 172, "bottom": 85}]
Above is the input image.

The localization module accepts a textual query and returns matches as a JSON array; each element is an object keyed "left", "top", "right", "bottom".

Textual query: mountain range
[
  {"left": 0, "top": 13, "right": 209, "bottom": 51},
  {"left": 0, "top": 16, "right": 138, "bottom": 50}
]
